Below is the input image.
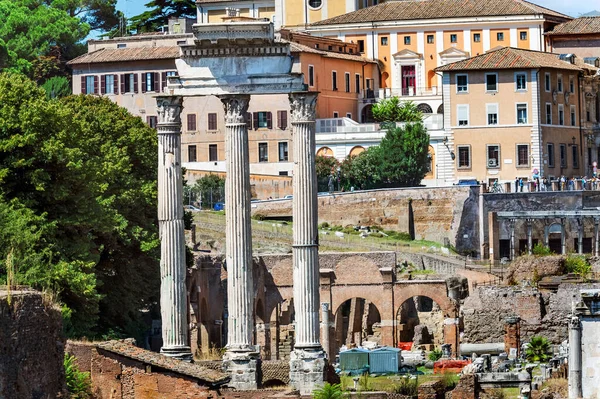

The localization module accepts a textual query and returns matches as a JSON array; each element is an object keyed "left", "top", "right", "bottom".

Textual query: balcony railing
[
  {"left": 316, "top": 114, "right": 444, "bottom": 135},
  {"left": 384, "top": 86, "right": 439, "bottom": 98}
]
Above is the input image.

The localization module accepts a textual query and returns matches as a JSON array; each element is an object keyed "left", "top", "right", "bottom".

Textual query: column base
[
  {"left": 222, "top": 350, "right": 260, "bottom": 390},
  {"left": 161, "top": 346, "right": 193, "bottom": 362},
  {"left": 289, "top": 347, "right": 327, "bottom": 395}
]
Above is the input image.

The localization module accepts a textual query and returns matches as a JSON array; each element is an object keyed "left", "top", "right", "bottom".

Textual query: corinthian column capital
[
  {"left": 219, "top": 95, "right": 251, "bottom": 125},
  {"left": 289, "top": 93, "right": 318, "bottom": 123},
  {"left": 156, "top": 96, "right": 183, "bottom": 125}
]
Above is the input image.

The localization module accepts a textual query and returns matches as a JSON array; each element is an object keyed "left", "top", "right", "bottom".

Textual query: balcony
[
  {"left": 384, "top": 86, "right": 439, "bottom": 98},
  {"left": 358, "top": 89, "right": 379, "bottom": 103}
]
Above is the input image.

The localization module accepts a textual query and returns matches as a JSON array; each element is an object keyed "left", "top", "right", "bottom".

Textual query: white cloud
[{"left": 529, "top": 0, "right": 596, "bottom": 17}]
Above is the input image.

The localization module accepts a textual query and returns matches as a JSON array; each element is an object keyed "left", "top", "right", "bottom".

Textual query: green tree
[
  {"left": 0, "top": 73, "right": 159, "bottom": 338},
  {"left": 525, "top": 336, "right": 552, "bottom": 362},
  {"left": 129, "top": 0, "right": 195, "bottom": 34},
  {"left": 0, "top": 0, "right": 89, "bottom": 77},
  {"left": 339, "top": 149, "right": 382, "bottom": 190},
  {"left": 41, "top": 76, "right": 72, "bottom": 98},
  {"left": 48, "top": 0, "right": 120, "bottom": 32},
  {"left": 377, "top": 123, "right": 430, "bottom": 187},
  {"left": 312, "top": 383, "right": 346, "bottom": 399},
  {"left": 372, "top": 97, "right": 423, "bottom": 125},
  {"left": 315, "top": 155, "right": 339, "bottom": 192}
]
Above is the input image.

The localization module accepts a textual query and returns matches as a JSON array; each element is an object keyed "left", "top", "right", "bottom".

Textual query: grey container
[
  {"left": 368, "top": 347, "right": 402, "bottom": 374},
  {"left": 339, "top": 348, "right": 370, "bottom": 373}
]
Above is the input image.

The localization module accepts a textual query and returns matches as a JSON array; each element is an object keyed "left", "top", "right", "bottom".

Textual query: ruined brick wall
[
  {"left": 66, "top": 340, "right": 96, "bottom": 373},
  {"left": 251, "top": 186, "right": 479, "bottom": 253},
  {"left": 462, "top": 283, "right": 600, "bottom": 344},
  {"left": 0, "top": 290, "right": 65, "bottom": 398}
]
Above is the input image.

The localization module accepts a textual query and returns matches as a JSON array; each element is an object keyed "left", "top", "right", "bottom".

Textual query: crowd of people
[{"left": 510, "top": 175, "right": 598, "bottom": 192}]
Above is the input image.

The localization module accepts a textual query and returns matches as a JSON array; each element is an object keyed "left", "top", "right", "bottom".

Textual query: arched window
[
  {"left": 417, "top": 103, "right": 433, "bottom": 114},
  {"left": 308, "top": 0, "right": 322, "bottom": 9},
  {"left": 437, "top": 104, "right": 444, "bottom": 114}
]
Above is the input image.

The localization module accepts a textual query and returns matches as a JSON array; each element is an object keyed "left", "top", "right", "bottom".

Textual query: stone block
[
  {"left": 289, "top": 348, "right": 327, "bottom": 396},
  {"left": 222, "top": 351, "right": 260, "bottom": 390}
]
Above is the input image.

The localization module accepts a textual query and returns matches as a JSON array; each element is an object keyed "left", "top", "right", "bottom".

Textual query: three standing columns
[
  {"left": 219, "top": 95, "right": 259, "bottom": 390},
  {"left": 156, "top": 96, "right": 192, "bottom": 361},
  {"left": 288, "top": 92, "right": 326, "bottom": 395}
]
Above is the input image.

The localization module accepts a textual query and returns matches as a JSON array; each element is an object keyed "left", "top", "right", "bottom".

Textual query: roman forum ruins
[{"left": 155, "top": 20, "right": 326, "bottom": 393}]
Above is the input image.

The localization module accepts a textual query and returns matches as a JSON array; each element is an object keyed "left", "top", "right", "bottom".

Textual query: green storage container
[
  {"left": 339, "top": 348, "right": 370, "bottom": 374},
  {"left": 368, "top": 347, "right": 402, "bottom": 374}
]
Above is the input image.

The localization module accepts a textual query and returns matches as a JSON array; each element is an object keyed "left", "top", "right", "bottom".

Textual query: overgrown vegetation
[
  {"left": 312, "top": 383, "right": 346, "bottom": 399},
  {"left": 481, "top": 388, "right": 506, "bottom": 399},
  {"left": 393, "top": 377, "right": 418, "bottom": 395},
  {"left": 532, "top": 243, "right": 552, "bottom": 256},
  {"left": 64, "top": 354, "right": 92, "bottom": 399},
  {"left": 428, "top": 348, "right": 443, "bottom": 362},
  {"left": 525, "top": 336, "right": 552, "bottom": 362},
  {"left": 565, "top": 254, "right": 592, "bottom": 280}
]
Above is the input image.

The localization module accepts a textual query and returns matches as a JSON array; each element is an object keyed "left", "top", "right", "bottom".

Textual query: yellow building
[
  {"left": 435, "top": 47, "right": 598, "bottom": 185},
  {"left": 196, "top": 0, "right": 374, "bottom": 29},
  {"left": 308, "top": 0, "right": 571, "bottom": 115}
]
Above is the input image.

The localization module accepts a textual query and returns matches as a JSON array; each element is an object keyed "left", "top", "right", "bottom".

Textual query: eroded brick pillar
[{"left": 504, "top": 316, "right": 520, "bottom": 358}]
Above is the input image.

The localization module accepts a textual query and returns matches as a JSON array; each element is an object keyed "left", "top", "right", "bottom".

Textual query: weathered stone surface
[
  {"left": 0, "top": 289, "right": 66, "bottom": 398},
  {"left": 447, "top": 374, "right": 477, "bottom": 399},
  {"left": 504, "top": 255, "right": 566, "bottom": 283},
  {"left": 413, "top": 324, "right": 433, "bottom": 345}
]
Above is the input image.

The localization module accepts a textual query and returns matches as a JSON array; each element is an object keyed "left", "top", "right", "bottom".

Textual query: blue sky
[{"left": 115, "top": 0, "right": 596, "bottom": 20}]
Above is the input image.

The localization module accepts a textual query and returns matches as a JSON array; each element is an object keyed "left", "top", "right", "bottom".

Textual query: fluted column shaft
[
  {"left": 290, "top": 93, "right": 321, "bottom": 349},
  {"left": 220, "top": 95, "right": 254, "bottom": 351},
  {"left": 156, "top": 96, "right": 191, "bottom": 360}
]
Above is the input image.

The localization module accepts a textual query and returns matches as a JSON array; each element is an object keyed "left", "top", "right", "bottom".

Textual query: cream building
[{"left": 436, "top": 47, "right": 598, "bottom": 185}]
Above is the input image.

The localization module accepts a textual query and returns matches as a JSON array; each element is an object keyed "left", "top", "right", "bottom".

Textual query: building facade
[
  {"left": 307, "top": 0, "right": 571, "bottom": 117},
  {"left": 436, "top": 47, "right": 598, "bottom": 185}
]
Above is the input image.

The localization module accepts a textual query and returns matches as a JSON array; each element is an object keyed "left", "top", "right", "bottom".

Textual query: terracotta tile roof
[
  {"left": 311, "top": 0, "right": 570, "bottom": 26},
  {"left": 547, "top": 17, "right": 600, "bottom": 35},
  {"left": 435, "top": 47, "right": 583, "bottom": 72},
  {"left": 67, "top": 46, "right": 180, "bottom": 65},
  {"left": 288, "top": 41, "right": 378, "bottom": 63},
  {"left": 97, "top": 340, "right": 229, "bottom": 384}
]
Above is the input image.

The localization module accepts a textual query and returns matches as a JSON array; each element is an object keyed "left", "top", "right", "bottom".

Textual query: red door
[{"left": 401, "top": 65, "right": 416, "bottom": 96}]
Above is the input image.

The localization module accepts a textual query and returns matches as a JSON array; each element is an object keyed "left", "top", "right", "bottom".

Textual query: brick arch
[
  {"left": 333, "top": 255, "right": 383, "bottom": 285},
  {"left": 393, "top": 283, "right": 456, "bottom": 318},
  {"left": 330, "top": 290, "right": 387, "bottom": 321}
]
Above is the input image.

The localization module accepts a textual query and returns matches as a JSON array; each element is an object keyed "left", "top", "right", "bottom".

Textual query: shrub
[
  {"left": 565, "top": 254, "right": 591, "bottom": 280},
  {"left": 183, "top": 210, "right": 193, "bottom": 230},
  {"left": 319, "top": 222, "right": 330, "bottom": 229},
  {"left": 428, "top": 348, "right": 443, "bottom": 361},
  {"left": 252, "top": 213, "right": 266, "bottom": 221},
  {"left": 532, "top": 267, "right": 541, "bottom": 286},
  {"left": 394, "top": 377, "right": 418, "bottom": 395},
  {"left": 312, "top": 383, "right": 346, "bottom": 399},
  {"left": 441, "top": 371, "right": 459, "bottom": 389},
  {"left": 65, "top": 354, "right": 92, "bottom": 399},
  {"left": 481, "top": 389, "right": 506, "bottom": 399},
  {"left": 525, "top": 336, "right": 552, "bottom": 362},
  {"left": 532, "top": 243, "right": 552, "bottom": 256}
]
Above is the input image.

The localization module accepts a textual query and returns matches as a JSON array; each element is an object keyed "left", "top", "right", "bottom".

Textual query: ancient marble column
[
  {"left": 156, "top": 96, "right": 192, "bottom": 361},
  {"left": 509, "top": 219, "right": 516, "bottom": 261},
  {"left": 289, "top": 92, "right": 326, "bottom": 395},
  {"left": 321, "top": 303, "right": 330, "bottom": 359},
  {"left": 526, "top": 219, "right": 533, "bottom": 255},
  {"left": 594, "top": 218, "right": 599, "bottom": 257},
  {"left": 568, "top": 312, "right": 582, "bottom": 399},
  {"left": 219, "top": 95, "right": 259, "bottom": 390}
]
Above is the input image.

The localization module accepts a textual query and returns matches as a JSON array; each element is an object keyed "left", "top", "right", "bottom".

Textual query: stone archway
[
  {"left": 396, "top": 296, "right": 445, "bottom": 348},
  {"left": 349, "top": 145, "right": 365, "bottom": 157},
  {"left": 548, "top": 223, "right": 563, "bottom": 254},
  {"left": 361, "top": 104, "right": 374, "bottom": 123},
  {"left": 333, "top": 298, "right": 381, "bottom": 356},
  {"left": 317, "top": 146, "right": 334, "bottom": 157}
]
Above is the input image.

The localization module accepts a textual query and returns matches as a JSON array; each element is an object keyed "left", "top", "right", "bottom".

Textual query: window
[
  {"left": 146, "top": 116, "right": 157, "bottom": 128},
  {"left": 345, "top": 72, "right": 350, "bottom": 92},
  {"left": 427, "top": 34, "right": 434, "bottom": 44},
  {"left": 560, "top": 144, "right": 567, "bottom": 168},
  {"left": 357, "top": 40, "right": 365, "bottom": 53},
  {"left": 486, "top": 103, "right": 499, "bottom": 125},
  {"left": 569, "top": 76, "right": 574, "bottom": 93},
  {"left": 473, "top": 33, "right": 481, "bottom": 42},
  {"left": 515, "top": 73, "right": 527, "bottom": 91},
  {"left": 355, "top": 74, "right": 360, "bottom": 93},
  {"left": 117, "top": 43, "right": 126, "bottom": 48},
  {"left": 308, "top": 65, "right": 315, "bottom": 87},
  {"left": 571, "top": 105, "right": 576, "bottom": 126},
  {"left": 308, "top": 0, "right": 322, "bottom": 9},
  {"left": 557, "top": 74, "right": 563, "bottom": 92},
  {"left": 346, "top": 113, "right": 352, "bottom": 119},
  {"left": 450, "top": 34, "right": 457, "bottom": 43},
  {"left": 142, "top": 72, "right": 158, "bottom": 92},
  {"left": 332, "top": 71, "right": 338, "bottom": 90},
  {"left": 278, "top": 142, "right": 288, "bottom": 161},
  {"left": 102, "top": 75, "right": 116, "bottom": 94},
  {"left": 333, "top": 111, "right": 339, "bottom": 118},
  {"left": 456, "top": 74, "right": 468, "bottom": 93},
  {"left": 546, "top": 103, "right": 552, "bottom": 124},
  {"left": 380, "top": 37, "right": 388, "bottom": 46},
  {"left": 209, "top": 144, "right": 218, "bottom": 162},
  {"left": 253, "top": 111, "right": 272, "bottom": 129},
  {"left": 458, "top": 146, "right": 471, "bottom": 168},
  {"left": 404, "top": 36, "right": 411, "bottom": 45},
  {"left": 83, "top": 75, "right": 96, "bottom": 94},
  {"left": 520, "top": 31, "right": 527, "bottom": 40},
  {"left": 487, "top": 145, "right": 500, "bottom": 168},
  {"left": 485, "top": 73, "right": 498, "bottom": 92},
  {"left": 188, "top": 114, "right": 197, "bottom": 131},
  {"left": 277, "top": 110, "right": 288, "bottom": 130},
  {"left": 547, "top": 143, "right": 555, "bottom": 167},
  {"left": 516, "top": 103, "right": 528, "bottom": 124},
  {"left": 497, "top": 32, "right": 504, "bottom": 41},
  {"left": 572, "top": 145, "right": 579, "bottom": 168},
  {"left": 258, "top": 143, "right": 268, "bottom": 162},
  {"left": 207, "top": 113, "right": 218, "bottom": 131},
  {"left": 188, "top": 145, "right": 197, "bottom": 162},
  {"left": 457, "top": 104, "right": 469, "bottom": 126},
  {"left": 517, "top": 144, "right": 529, "bottom": 167},
  {"left": 545, "top": 73, "right": 551, "bottom": 92},
  {"left": 558, "top": 104, "right": 564, "bottom": 125}
]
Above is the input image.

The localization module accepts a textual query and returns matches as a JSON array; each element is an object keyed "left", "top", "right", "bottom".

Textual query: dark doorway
[
  {"left": 549, "top": 239, "right": 562, "bottom": 254},
  {"left": 499, "top": 239, "right": 510, "bottom": 259}
]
